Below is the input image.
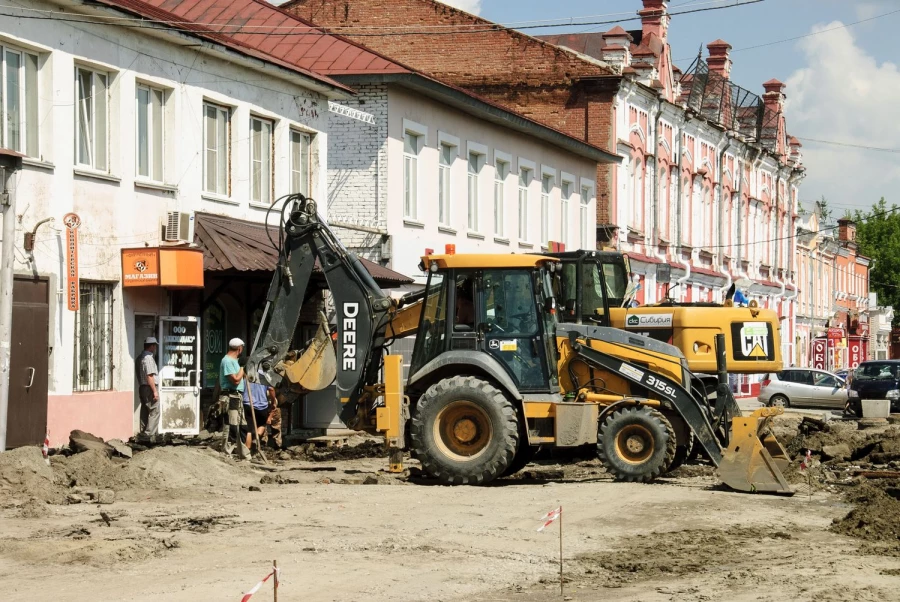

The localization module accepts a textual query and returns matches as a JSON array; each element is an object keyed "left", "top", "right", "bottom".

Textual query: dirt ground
[{"left": 2, "top": 416, "right": 900, "bottom": 602}]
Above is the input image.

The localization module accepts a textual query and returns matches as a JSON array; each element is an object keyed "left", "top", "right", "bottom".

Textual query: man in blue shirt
[
  {"left": 243, "top": 380, "right": 274, "bottom": 453},
  {"left": 220, "top": 338, "right": 249, "bottom": 459}
]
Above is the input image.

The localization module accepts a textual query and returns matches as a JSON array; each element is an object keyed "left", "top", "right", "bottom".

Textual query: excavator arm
[{"left": 245, "top": 195, "right": 395, "bottom": 427}]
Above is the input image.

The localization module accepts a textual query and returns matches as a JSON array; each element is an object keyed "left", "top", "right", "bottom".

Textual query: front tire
[
  {"left": 597, "top": 406, "right": 676, "bottom": 482},
  {"left": 410, "top": 376, "right": 518, "bottom": 485},
  {"left": 769, "top": 394, "right": 790, "bottom": 409}
]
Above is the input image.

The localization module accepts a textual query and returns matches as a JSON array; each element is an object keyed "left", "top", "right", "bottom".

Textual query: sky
[{"left": 438, "top": 0, "right": 900, "bottom": 216}]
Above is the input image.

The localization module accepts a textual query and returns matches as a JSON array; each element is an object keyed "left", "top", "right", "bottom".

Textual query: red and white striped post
[{"left": 537, "top": 506, "right": 563, "bottom": 596}]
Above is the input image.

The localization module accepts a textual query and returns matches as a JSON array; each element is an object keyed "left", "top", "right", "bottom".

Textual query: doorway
[
  {"left": 133, "top": 314, "right": 157, "bottom": 431},
  {"left": 7, "top": 277, "right": 50, "bottom": 447}
]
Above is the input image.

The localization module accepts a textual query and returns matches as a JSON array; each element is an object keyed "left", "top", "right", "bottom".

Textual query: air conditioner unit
[{"left": 163, "top": 211, "right": 194, "bottom": 244}]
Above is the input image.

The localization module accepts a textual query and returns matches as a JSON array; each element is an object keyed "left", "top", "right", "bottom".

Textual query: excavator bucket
[
  {"left": 280, "top": 314, "right": 336, "bottom": 391},
  {"left": 717, "top": 407, "right": 794, "bottom": 496}
]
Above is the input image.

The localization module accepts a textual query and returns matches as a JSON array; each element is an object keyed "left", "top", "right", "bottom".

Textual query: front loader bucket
[
  {"left": 281, "top": 314, "right": 336, "bottom": 391},
  {"left": 717, "top": 407, "right": 794, "bottom": 496}
]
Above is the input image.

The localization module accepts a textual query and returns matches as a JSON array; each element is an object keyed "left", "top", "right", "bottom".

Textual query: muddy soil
[{"left": 1, "top": 419, "right": 899, "bottom": 601}]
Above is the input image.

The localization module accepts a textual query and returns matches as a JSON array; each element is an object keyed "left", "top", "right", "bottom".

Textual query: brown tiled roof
[
  {"left": 93, "top": 0, "right": 408, "bottom": 79},
  {"left": 194, "top": 212, "right": 412, "bottom": 286}
]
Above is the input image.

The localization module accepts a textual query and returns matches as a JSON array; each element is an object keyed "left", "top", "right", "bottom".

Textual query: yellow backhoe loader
[{"left": 245, "top": 195, "right": 792, "bottom": 494}]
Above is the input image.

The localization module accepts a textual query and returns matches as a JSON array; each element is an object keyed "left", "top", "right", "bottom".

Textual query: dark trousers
[{"left": 139, "top": 385, "right": 159, "bottom": 436}]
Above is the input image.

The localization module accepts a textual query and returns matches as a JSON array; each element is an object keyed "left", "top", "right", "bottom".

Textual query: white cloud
[
  {"left": 439, "top": 0, "right": 482, "bottom": 15},
  {"left": 785, "top": 22, "right": 900, "bottom": 212}
]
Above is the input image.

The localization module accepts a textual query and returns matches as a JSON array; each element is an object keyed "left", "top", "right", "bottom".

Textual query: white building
[
  {"left": 0, "top": 0, "right": 362, "bottom": 446},
  {"left": 317, "top": 73, "right": 618, "bottom": 282}
]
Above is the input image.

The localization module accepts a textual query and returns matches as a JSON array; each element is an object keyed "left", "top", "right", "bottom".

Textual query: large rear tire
[
  {"left": 597, "top": 406, "right": 676, "bottom": 482},
  {"left": 667, "top": 429, "right": 694, "bottom": 472},
  {"left": 410, "top": 376, "right": 518, "bottom": 485},
  {"left": 502, "top": 438, "right": 538, "bottom": 477}
]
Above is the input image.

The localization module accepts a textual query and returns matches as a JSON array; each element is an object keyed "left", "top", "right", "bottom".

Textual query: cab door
[{"left": 479, "top": 269, "right": 551, "bottom": 393}]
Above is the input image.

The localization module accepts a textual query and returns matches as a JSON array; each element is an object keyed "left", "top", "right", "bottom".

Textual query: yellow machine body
[{"left": 608, "top": 305, "right": 783, "bottom": 374}]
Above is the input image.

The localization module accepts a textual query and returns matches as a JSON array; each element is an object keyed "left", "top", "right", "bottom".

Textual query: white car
[{"left": 757, "top": 369, "right": 849, "bottom": 410}]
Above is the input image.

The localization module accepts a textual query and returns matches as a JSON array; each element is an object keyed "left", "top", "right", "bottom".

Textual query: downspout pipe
[
  {"left": 650, "top": 96, "right": 668, "bottom": 299},
  {"left": 674, "top": 113, "right": 692, "bottom": 300},
  {"left": 716, "top": 132, "right": 734, "bottom": 301}
]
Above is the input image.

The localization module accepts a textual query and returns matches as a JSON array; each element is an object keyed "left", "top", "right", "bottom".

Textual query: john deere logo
[{"left": 627, "top": 315, "right": 640, "bottom": 327}]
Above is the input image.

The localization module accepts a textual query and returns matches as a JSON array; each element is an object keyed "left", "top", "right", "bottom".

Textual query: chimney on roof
[
  {"left": 706, "top": 39, "right": 732, "bottom": 79},
  {"left": 639, "top": 0, "right": 669, "bottom": 42},
  {"left": 762, "top": 79, "right": 786, "bottom": 110},
  {"left": 601, "top": 27, "right": 633, "bottom": 70},
  {"left": 838, "top": 218, "right": 856, "bottom": 243}
]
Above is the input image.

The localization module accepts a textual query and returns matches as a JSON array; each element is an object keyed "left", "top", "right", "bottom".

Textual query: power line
[
  {"left": 796, "top": 137, "right": 900, "bottom": 154},
  {"left": 674, "top": 7, "right": 900, "bottom": 60},
  {"left": 0, "top": 0, "right": 764, "bottom": 37}
]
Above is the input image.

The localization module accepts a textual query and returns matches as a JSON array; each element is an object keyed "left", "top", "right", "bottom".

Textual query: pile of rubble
[{"left": 773, "top": 414, "right": 900, "bottom": 554}]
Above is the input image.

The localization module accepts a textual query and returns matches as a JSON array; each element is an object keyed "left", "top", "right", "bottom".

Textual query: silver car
[{"left": 757, "top": 369, "right": 849, "bottom": 410}]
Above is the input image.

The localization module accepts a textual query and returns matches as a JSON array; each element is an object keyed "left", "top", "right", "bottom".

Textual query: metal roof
[
  {"left": 92, "top": 0, "right": 408, "bottom": 89},
  {"left": 194, "top": 212, "right": 413, "bottom": 287}
]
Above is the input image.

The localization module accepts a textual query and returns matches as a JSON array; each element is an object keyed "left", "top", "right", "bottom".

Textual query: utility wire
[
  {"left": 795, "top": 137, "right": 900, "bottom": 154},
  {"left": 0, "top": 0, "right": 764, "bottom": 37},
  {"left": 674, "top": 7, "right": 900, "bottom": 60}
]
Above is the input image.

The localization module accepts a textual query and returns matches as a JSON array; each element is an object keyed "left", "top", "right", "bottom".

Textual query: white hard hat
[
  {"left": 144, "top": 337, "right": 158, "bottom": 345},
  {"left": 229, "top": 338, "right": 245, "bottom": 348}
]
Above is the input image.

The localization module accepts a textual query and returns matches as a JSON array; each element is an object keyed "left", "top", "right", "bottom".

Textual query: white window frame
[
  {"left": 290, "top": 128, "right": 312, "bottom": 197},
  {"left": 203, "top": 101, "right": 231, "bottom": 197},
  {"left": 540, "top": 165, "right": 556, "bottom": 247},
  {"left": 467, "top": 141, "right": 487, "bottom": 233},
  {"left": 250, "top": 115, "right": 274, "bottom": 205},
  {"left": 631, "top": 157, "right": 643, "bottom": 231},
  {"left": 437, "top": 131, "right": 459, "bottom": 228},
  {"left": 402, "top": 119, "right": 427, "bottom": 222},
  {"left": 494, "top": 150, "right": 511, "bottom": 238},
  {"left": 580, "top": 177, "right": 595, "bottom": 251},
  {"left": 75, "top": 66, "right": 109, "bottom": 171},
  {"left": 560, "top": 172, "right": 575, "bottom": 248},
  {"left": 518, "top": 158, "right": 535, "bottom": 244},
  {"left": 2, "top": 46, "right": 39, "bottom": 157},
  {"left": 135, "top": 83, "right": 165, "bottom": 182}
]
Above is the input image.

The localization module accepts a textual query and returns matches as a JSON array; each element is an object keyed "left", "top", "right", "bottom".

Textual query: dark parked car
[{"left": 847, "top": 360, "right": 900, "bottom": 416}]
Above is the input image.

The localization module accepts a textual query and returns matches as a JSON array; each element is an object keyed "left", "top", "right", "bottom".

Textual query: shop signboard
[
  {"left": 63, "top": 213, "right": 80, "bottom": 311},
  {"left": 121, "top": 248, "right": 160, "bottom": 287},
  {"left": 157, "top": 316, "right": 202, "bottom": 435},
  {"left": 811, "top": 338, "right": 827, "bottom": 371},
  {"left": 203, "top": 302, "right": 226, "bottom": 389}
]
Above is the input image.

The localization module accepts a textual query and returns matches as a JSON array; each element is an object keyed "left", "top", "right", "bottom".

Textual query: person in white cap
[
  {"left": 136, "top": 336, "right": 160, "bottom": 438},
  {"left": 220, "top": 337, "right": 249, "bottom": 458}
]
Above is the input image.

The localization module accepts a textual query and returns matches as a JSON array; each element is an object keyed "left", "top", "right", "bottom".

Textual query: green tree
[{"left": 853, "top": 198, "right": 900, "bottom": 322}]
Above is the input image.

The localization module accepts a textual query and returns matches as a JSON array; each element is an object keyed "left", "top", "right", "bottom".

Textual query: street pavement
[{"left": 736, "top": 396, "right": 841, "bottom": 418}]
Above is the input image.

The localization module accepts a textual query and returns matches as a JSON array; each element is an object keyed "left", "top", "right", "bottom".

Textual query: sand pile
[
  {"left": 0, "top": 446, "right": 65, "bottom": 504},
  {"left": 52, "top": 446, "right": 255, "bottom": 494}
]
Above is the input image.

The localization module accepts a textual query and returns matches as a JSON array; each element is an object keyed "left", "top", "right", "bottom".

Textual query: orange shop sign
[
  {"left": 63, "top": 213, "right": 81, "bottom": 311},
  {"left": 122, "top": 248, "right": 161, "bottom": 287},
  {"left": 121, "top": 247, "right": 204, "bottom": 289}
]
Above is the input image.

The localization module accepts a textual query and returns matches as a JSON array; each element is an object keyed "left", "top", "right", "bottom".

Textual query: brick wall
[
  {"left": 285, "top": 0, "right": 621, "bottom": 230},
  {"left": 326, "top": 82, "right": 389, "bottom": 262}
]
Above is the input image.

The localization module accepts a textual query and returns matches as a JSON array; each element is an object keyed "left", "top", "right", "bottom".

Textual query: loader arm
[{"left": 246, "top": 195, "right": 394, "bottom": 426}]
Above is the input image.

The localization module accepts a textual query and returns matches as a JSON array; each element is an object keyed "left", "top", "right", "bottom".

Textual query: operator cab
[
  {"left": 409, "top": 254, "right": 560, "bottom": 393},
  {"left": 551, "top": 250, "right": 629, "bottom": 325}
]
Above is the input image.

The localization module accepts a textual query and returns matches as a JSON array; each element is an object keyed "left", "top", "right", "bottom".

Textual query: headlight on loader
[{"left": 887, "top": 390, "right": 900, "bottom": 399}]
